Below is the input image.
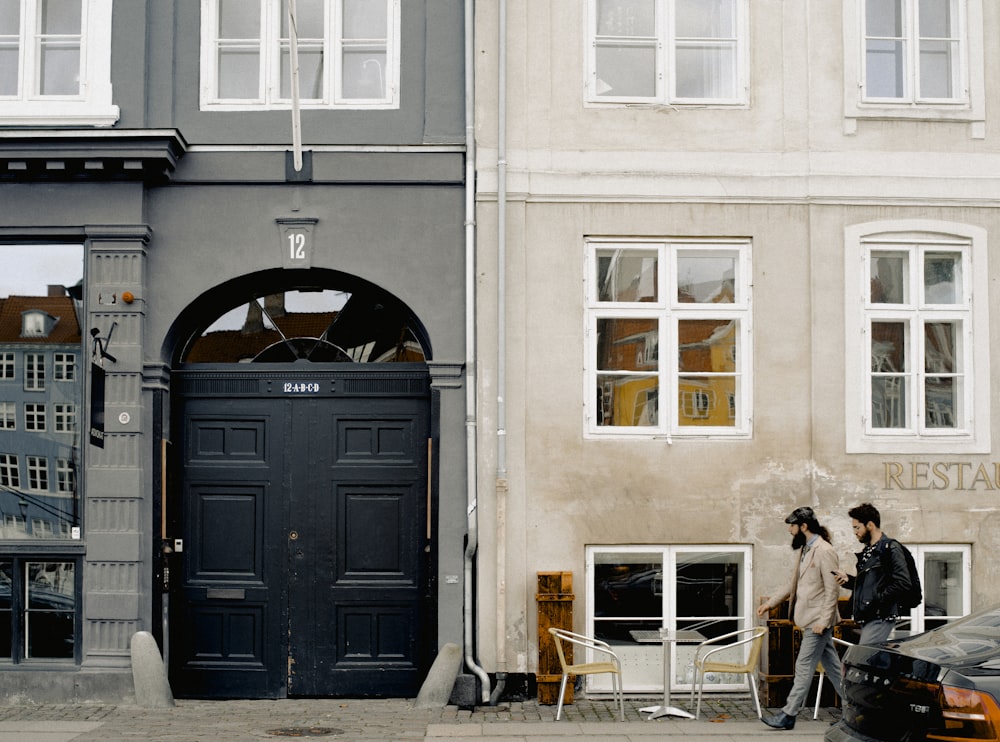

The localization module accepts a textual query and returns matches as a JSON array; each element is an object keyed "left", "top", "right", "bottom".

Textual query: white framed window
[
  {"left": 200, "top": 0, "right": 400, "bottom": 111},
  {"left": 586, "top": 239, "right": 752, "bottom": 438},
  {"left": 587, "top": 0, "right": 748, "bottom": 105},
  {"left": 894, "top": 544, "right": 970, "bottom": 636},
  {"left": 26, "top": 455, "right": 47, "bottom": 491},
  {"left": 845, "top": 221, "right": 990, "bottom": 454},
  {"left": 53, "top": 353, "right": 75, "bottom": 381},
  {"left": 24, "top": 353, "right": 44, "bottom": 391},
  {"left": 585, "top": 545, "right": 753, "bottom": 694},
  {"left": 842, "top": 0, "right": 984, "bottom": 136},
  {"left": 0, "top": 402, "right": 14, "bottom": 430},
  {"left": 0, "top": 0, "right": 118, "bottom": 126},
  {"left": 53, "top": 403, "right": 75, "bottom": 433},
  {"left": 0, "top": 454, "right": 20, "bottom": 488},
  {"left": 24, "top": 403, "right": 45, "bottom": 431},
  {"left": 0, "top": 352, "right": 14, "bottom": 379},
  {"left": 55, "top": 457, "right": 75, "bottom": 494}
]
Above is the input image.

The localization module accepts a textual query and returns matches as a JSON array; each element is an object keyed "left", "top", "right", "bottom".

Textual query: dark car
[{"left": 827, "top": 605, "right": 1000, "bottom": 742}]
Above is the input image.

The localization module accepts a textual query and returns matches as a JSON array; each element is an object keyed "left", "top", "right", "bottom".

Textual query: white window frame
[
  {"left": 842, "top": 0, "right": 984, "bottom": 137},
  {"left": 585, "top": 238, "right": 752, "bottom": 439},
  {"left": 55, "top": 457, "right": 75, "bottom": 494},
  {"left": 26, "top": 455, "right": 48, "bottom": 491},
  {"left": 0, "top": 401, "right": 14, "bottom": 430},
  {"left": 53, "top": 353, "right": 75, "bottom": 381},
  {"left": 0, "top": 454, "right": 19, "bottom": 488},
  {"left": 585, "top": 544, "right": 753, "bottom": 695},
  {"left": 24, "top": 402, "right": 46, "bottom": 432},
  {"left": 895, "top": 544, "right": 970, "bottom": 636},
  {"left": 24, "top": 352, "right": 44, "bottom": 391},
  {"left": 53, "top": 403, "right": 75, "bottom": 433},
  {"left": 845, "top": 220, "right": 990, "bottom": 454},
  {"left": 585, "top": 0, "right": 748, "bottom": 106},
  {"left": 200, "top": 0, "right": 401, "bottom": 111},
  {"left": 0, "top": 0, "right": 118, "bottom": 126},
  {"left": 0, "top": 352, "right": 13, "bottom": 379}
]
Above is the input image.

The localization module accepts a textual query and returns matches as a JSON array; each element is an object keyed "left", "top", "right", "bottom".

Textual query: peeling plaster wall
[{"left": 474, "top": 0, "right": 1000, "bottom": 675}]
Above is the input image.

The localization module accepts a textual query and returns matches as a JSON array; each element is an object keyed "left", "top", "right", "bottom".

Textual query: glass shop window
[
  {"left": 586, "top": 545, "right": 752, "bottom": 694},
  {"left": 0, "top": 244, "right": 83, "bottom": 542},
  {"left": 0, "top": 558, "right": 77, "bottom": 661},
  {"left": 893, "top": 544, "right": 971, "bottom": 636}
]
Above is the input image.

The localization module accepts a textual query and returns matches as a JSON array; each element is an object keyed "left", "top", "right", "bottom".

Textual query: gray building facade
[{"left": 0, "top": 0, "right": 471, "bottom": 701}]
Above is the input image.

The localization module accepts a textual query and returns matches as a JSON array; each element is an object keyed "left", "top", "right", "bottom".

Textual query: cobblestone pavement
[{"left": 0, "top": 697, "right": 840, "bottom": 741}]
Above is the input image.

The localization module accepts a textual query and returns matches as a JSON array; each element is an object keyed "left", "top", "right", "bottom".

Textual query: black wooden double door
[{"left": 170, "top": 369, "right": 431, "bottom": 698}]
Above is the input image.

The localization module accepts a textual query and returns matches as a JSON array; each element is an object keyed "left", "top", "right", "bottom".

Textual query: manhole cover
[{"left": 266, "top": 728, "right": 344, "bottom": 737}]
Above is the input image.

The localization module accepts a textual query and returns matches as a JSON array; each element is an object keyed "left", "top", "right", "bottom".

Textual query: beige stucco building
[{"left": 471, "top": 0, "right": 1000, "bottom": 698}]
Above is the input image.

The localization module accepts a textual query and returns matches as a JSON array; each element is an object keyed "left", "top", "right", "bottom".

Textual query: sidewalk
[{"left": 0, "top": 697, "right": 838, "bottom": 742}]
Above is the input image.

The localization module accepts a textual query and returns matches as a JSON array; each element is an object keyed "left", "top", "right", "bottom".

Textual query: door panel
[{"left": 171, "top": 368, "right": 430, "bottom": 699}]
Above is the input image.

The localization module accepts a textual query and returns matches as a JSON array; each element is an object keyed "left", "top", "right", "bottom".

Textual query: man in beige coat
[{"left": 756, "top": 506, "right": 843, "bottom": 730}]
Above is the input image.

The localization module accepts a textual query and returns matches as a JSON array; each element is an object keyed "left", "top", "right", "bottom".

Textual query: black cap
[{"left": 784, "top": 506, "right": 815, "bottom": 524}]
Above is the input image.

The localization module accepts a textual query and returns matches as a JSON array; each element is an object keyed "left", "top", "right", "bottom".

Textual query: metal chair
[
  {"left": 547, "top": 627, "right": 625, "bottom": 721},
  {"left": 689, "top": 626, "right": 767, "bottom": 720},
  {"left": 813, "top": 636, "right": 854, "bottom": 719}
]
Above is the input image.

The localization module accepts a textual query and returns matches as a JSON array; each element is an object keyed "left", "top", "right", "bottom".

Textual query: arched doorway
[{"left": 166, "top": 271, "right": 435, "bottom": 698}]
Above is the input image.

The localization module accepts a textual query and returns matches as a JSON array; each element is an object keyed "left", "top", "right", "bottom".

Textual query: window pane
[
  {"left": 0, "top": 47, "right": 17, "bottom": 95},
  {"left": 866, "top": 40, "right": 905, "bottom": 98},
  {"left": 676, "top": 551, "right": 744, "bottom": 626},
  {"left": 343, "top": 0, "right": 387, "bottom": 39},
  {"left": 678, "top": 377, "right": 735, "bottom": 427},
  {"left": 598, "top": 249, "right": 658, "bottom": 302},
  {"left": 595, "top": 44, "right": 656, "bottom": 97},
  {"left": 924, "top": 321, "right": 956, "bottom": 373},
  {"left": 219, "top": 0, "right": 260, "bottom": 38},
  {"left": 925, "top": 376, "right": 956, "bottom": 428},
  {"left": 872, "top": 321, "right": 906, "bottom": 372},
  {"left": 867, "top": 0, "right": 904, "bottom": 37},
  {"left": 872, "top": 321, "right": 907, "bottom": 428},
  {"left": 281, "top": 46, "right": 324, "bottom": 98},
  {"left": 678, "top": 319, "right": 736, "bottom": 372},
  {"left": 919, "top": 40, "right": 957, "bottom": 98},
  {"left": 218, "top": 49, "right": 260, "bottom": 98},
  {"left": 341, "top": 49, "right": 386, "bottom": 99},
  {"left": 0, "top": 561, "right": 9, "bottom": 658},
  {"left": 675, "top": 0, "right": 735, "bottom": 37},
  {"left": 39, "top": 0, "right": 81, "bottom": 35},
  {"left": 597, "top": 0, "right": 655, "bottom": 36},
  {"left": 677, "top": 254, "right": 736, "bottom": 303},
  {"left": 597, "top": 317, "right": 658, "bottom": 370},
  {"left": 282, "top": 0, "right": 324, "bottom": 35},
  {"left": 675, "top": 44, "right": 736, "bottom": 99},
  {"left": 923, "top": 552, "right": 963, "bottom": 617},
  {"left": 26, "top": 561, "right": 74, "bottom": 658},
  {"left": 0, "top": 0, "right": 20, "bottom": 34},
  {"left": 924, "top": 252, "right": 961, "bottom": 304},
  {"left": 594, "top": 552, "right": 663, "bottom": 621},
  {"left": 38, "top": 42, "right": 80, "bottom": 95},
  {"left": 919, "top": 0, "right": 955, "bottom": 37},
  {"left": 597, "top": 374, "right": 658, "bottom": 426},
  {"left": 0, "top": 245, "right": 83, "bottom": 542},
  {"left": 871, "top": 252, "right": 907, "bottom": 303}
]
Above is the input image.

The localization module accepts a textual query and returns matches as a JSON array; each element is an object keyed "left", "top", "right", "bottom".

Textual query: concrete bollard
[
  {"left": 130, "top": 631, "right": 176, "bottom": 708},
  {"left": 413, "top": 642, "right": 463, "bottom": 709}
]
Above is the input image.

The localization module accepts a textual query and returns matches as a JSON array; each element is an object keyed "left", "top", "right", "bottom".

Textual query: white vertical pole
[{"left": 288, "top": 0, "right": 303, "bottom": 171}]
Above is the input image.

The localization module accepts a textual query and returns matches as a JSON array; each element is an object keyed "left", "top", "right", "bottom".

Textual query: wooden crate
[{"left": 536, "top": 571, "right": 574, "bottom": 706}]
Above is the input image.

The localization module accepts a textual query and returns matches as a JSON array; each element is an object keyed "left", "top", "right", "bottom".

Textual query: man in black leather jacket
[{"left": 832, "top": 502, "right": 912, "bottom": 645}]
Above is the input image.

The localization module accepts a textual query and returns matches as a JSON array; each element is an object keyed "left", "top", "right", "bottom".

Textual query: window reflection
[
  {"left": 0, "top": 245, "right": 83, "bottom": 541},
  {"left": 26, "top": 561, "right": 74, "bottom": 658},
  {"left": 185, "top": 289, "right": 425, "bottom": 364}
]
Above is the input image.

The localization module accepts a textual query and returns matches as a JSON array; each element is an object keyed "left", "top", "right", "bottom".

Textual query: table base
[{"left": 639, "top": 704, "right": 695, "bottom": 720}]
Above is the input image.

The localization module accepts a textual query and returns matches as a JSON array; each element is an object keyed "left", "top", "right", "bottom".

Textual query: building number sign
[
  {"left": 276, "top": 217, "right": 318, "bottom": 269},
  {"left": 283, "top": 382, "right": 320, "bottom": 394}
]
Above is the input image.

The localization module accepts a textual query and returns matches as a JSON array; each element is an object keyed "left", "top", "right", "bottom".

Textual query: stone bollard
[{"left": 130, "top": 631, "right": 176, "bottom": 708}]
